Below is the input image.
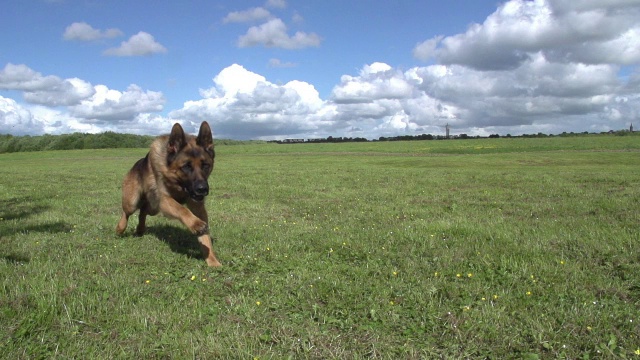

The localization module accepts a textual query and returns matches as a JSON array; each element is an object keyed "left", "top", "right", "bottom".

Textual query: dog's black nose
[{"left": 194, "top": 181, "right": 209, "bottom": 196}]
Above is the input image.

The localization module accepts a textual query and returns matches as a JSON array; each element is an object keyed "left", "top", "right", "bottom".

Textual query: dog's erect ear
[
  {"left": 168, "top": 123, "right": 186, "bottom": 154},
  {"left": 196, "top": 121, "right": 214, "bottom": 156}
]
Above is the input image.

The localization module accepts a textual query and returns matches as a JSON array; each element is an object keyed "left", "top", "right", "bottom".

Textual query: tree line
[
  {"left": 272, "top": 129, "right": 636, "bottom": 144},
  {"left": 0, "top": 132, "right": 254, "bottom": 154},
  {"left": 1, "top": 129, "right": 635, "bottom": 153}
]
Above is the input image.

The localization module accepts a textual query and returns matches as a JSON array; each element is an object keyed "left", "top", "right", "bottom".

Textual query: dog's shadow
[{"left": 146, "top": 225, "right": 204, "bottom": 260}]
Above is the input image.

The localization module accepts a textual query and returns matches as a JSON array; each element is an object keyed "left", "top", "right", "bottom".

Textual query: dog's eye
[
  {"left": 182, "top": 163, "right": 193, "bottom": 172},
  {"left": 202, "top": 162, "right": 210, "bottom": 171}
]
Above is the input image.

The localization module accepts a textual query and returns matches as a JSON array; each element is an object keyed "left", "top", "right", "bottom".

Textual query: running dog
[{"left": 116, "top": 121, "right": 221, "bottom": 267}]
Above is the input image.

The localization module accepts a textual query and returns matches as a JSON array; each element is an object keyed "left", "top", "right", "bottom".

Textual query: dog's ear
[
  {"left": 168, "top": 123, "right": 186, "bottom": 155},
  {"left": 196, "top": 121, "right": 214, "bottom": 157}
]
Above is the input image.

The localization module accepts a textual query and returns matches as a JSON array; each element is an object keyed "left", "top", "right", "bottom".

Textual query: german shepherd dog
[{"left": 116, "top": 121, "right": 221, "bottom": 267}]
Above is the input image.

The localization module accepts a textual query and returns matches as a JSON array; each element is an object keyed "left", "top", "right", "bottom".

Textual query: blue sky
[{"left": 1, "top": 0, "right": 639, "bottom": 139}]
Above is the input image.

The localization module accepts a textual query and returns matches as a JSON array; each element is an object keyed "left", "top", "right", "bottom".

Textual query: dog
[{"left": 116, "top": 121, "right": 221, "bottom": 267}]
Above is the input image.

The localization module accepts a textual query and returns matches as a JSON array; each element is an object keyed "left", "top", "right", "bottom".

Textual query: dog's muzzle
[{"left": 187, "top": 181, "right": 209, "bottom": 201}]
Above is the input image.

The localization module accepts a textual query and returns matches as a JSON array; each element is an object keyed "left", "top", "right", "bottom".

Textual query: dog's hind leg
[
  {"left": 117, "top": 169, "right": 144, "bottom": 236},
  {"left": 116, "top": 211, "right": 130, "bottom": 235},
  {"left": 135, "top": 207, "right": 148, "bottom": 236}
]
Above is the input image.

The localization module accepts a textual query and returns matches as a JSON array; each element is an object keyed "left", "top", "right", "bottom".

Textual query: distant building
[
  {"left": 445, "top": 123, "right": 450, "bottom": 139},
  {"left": 631, "top": 123, "right": 634, "bottom": 132}
]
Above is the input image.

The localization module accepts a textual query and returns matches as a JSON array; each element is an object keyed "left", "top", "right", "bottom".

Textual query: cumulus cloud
[
  {"left": 400, "top": 0, "right": 640, "bottom": 135},
  {"left": 407, "top": 53, "right": 626, "bottom": 129},
  {"left": 103, "top": 31, "right": 167, "bottom": 56},
  {"left": 414, "top": 0, "right": 640, "bottom": 70},
  {"left": 170, "top": 64, "right": 329, "bottom": 139},
  {"left": 0, "top": 96, "right": 45, "bottom": 135},
  {"left": 63, "top": 22, "right": 123, "bottom": 41},
  {"left": 331, "top": 62, "right": 415, "bottom": 104},
  {"left": 0, "top": 63, "right": 167, "bottom": 134},
  {"left": 237, "top": 18, "right": 321, "bottom": 49},
  {"left": 223, "top": 7, "right": 271, "bottom": 23},
  {"left": 69, "top": 84, "right": 165, "bottom": 121},
  {"left": 327, "top": 63, "right": 460, "bottom": 137},
  {"left": 168, "top": 63, "right": 463, "bottom": 140},
  {"left": 413, "top": 36, "right": 443, "bottom": 62},
  {"left": 0, "top": 63, "right": 95, "bottom": 106},
  {"left": 1, "top": 63, "right": 62, "bottom": 92}
]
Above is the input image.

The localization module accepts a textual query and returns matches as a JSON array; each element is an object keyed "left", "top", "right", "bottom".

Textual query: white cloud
[
  {"left": 415, "top": 0, "right": 640, "bottom": 70},
  {"left": 0, "top": 96, "right": 44, "bottom": 135},
  {"left": 413, "top": 36, "right": 443, "bottom": 62},
  {"left": 0, "top": 63, "right": 95, "bottom": 106},
  {"left": 0, "top": 63, "right": 165, "bottom": 127},
  {"left": 169, "top": 63, "right": 464, "bottom": 140},
  {"left": 237, "top": 18, "right": 321, "bottom": 49},
  {"left": 223, "top": 7, "right": 271, "bottom": 23},
  {"left": 170, "top": 64, "right": 329, "bottom": 139},
  {"left": 268, "top": 58, "right": 297, "bottom": 68},
  {"left": 63, "top": 22, "right": 123, "bottom": 41},
  {"left": 331, "top": 62, "right": 414, "bottom": 104},
  {"left": 266, "top": 0, "right": 286, "bottom": 9},
  {"left": 22, "top": 77, "right": 95, "bottom": 107},
  {"left": 408, "top": 52, "right": 626, "bottom": 129},
  {"left": 0, "top": 63, "right": 62, "bottom": 92},
  {"left": 69, "top": 84, "right": 165, "bottom": 121},
  {"left": 103, "top": 31, "right": 167, "bottom": 57}
]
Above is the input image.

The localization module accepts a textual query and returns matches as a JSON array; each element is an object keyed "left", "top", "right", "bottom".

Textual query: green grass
[{"left": 1, "top": 136, "right": 639, "bottom": 358}]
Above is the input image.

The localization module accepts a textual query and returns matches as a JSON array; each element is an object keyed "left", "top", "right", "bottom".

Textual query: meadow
[{"left": 1, "top": 135, "right": 639, "bottom": 359}]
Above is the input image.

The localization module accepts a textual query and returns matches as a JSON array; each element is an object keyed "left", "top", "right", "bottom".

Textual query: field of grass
[{"left": 1, "top": 135, "right": 639, "bottom": 358}]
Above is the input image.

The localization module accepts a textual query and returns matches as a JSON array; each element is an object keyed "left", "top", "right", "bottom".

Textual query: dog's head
[{"left": 167, "top": 121, "right": 215, "bottom": 202}]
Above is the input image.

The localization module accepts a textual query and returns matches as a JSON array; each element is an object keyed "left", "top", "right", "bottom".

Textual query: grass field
[{"left": 1, "top": 135, "right": 639, "bottom": 359}]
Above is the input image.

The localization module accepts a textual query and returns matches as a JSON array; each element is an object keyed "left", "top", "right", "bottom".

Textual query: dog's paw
[
  {"left": 206, "top": 258, "right": 222, "bottom": 267},
  {"left": 135, "top": 224, "right": 146, "bottom": 236},
  {"left": 191, "top": 218, "right": 209, "bottom": 236}
]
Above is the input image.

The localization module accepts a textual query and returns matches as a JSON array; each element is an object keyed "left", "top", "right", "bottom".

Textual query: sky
[{"left": 1, "top": 0, "right": 639, "bottom": 140}]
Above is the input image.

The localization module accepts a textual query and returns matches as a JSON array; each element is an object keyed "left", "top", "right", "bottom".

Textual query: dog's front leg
[
  {"left": 188, "top": 200, "right": 222, "bottom": 267},
  {"left": 160, "top": 198, "right": 222, "bottom": 267},
  {"left": 159, "top": 198, "right": 208, "bottom": 234},
  {"left": 196, "top": 234, "right": 222, "bottom": 267}
]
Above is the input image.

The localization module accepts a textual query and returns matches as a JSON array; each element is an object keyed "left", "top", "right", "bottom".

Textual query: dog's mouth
[
  {"left": 183, "top": 187, "right": 207, "bottom": 202},
  {"left": 191, "top": 194, "right": 205, "bottom": 202}
]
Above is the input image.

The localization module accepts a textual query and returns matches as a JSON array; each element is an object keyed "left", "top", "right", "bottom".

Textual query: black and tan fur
[{"left": 116, "top": 121, "right": 221, "bottom": 267}]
